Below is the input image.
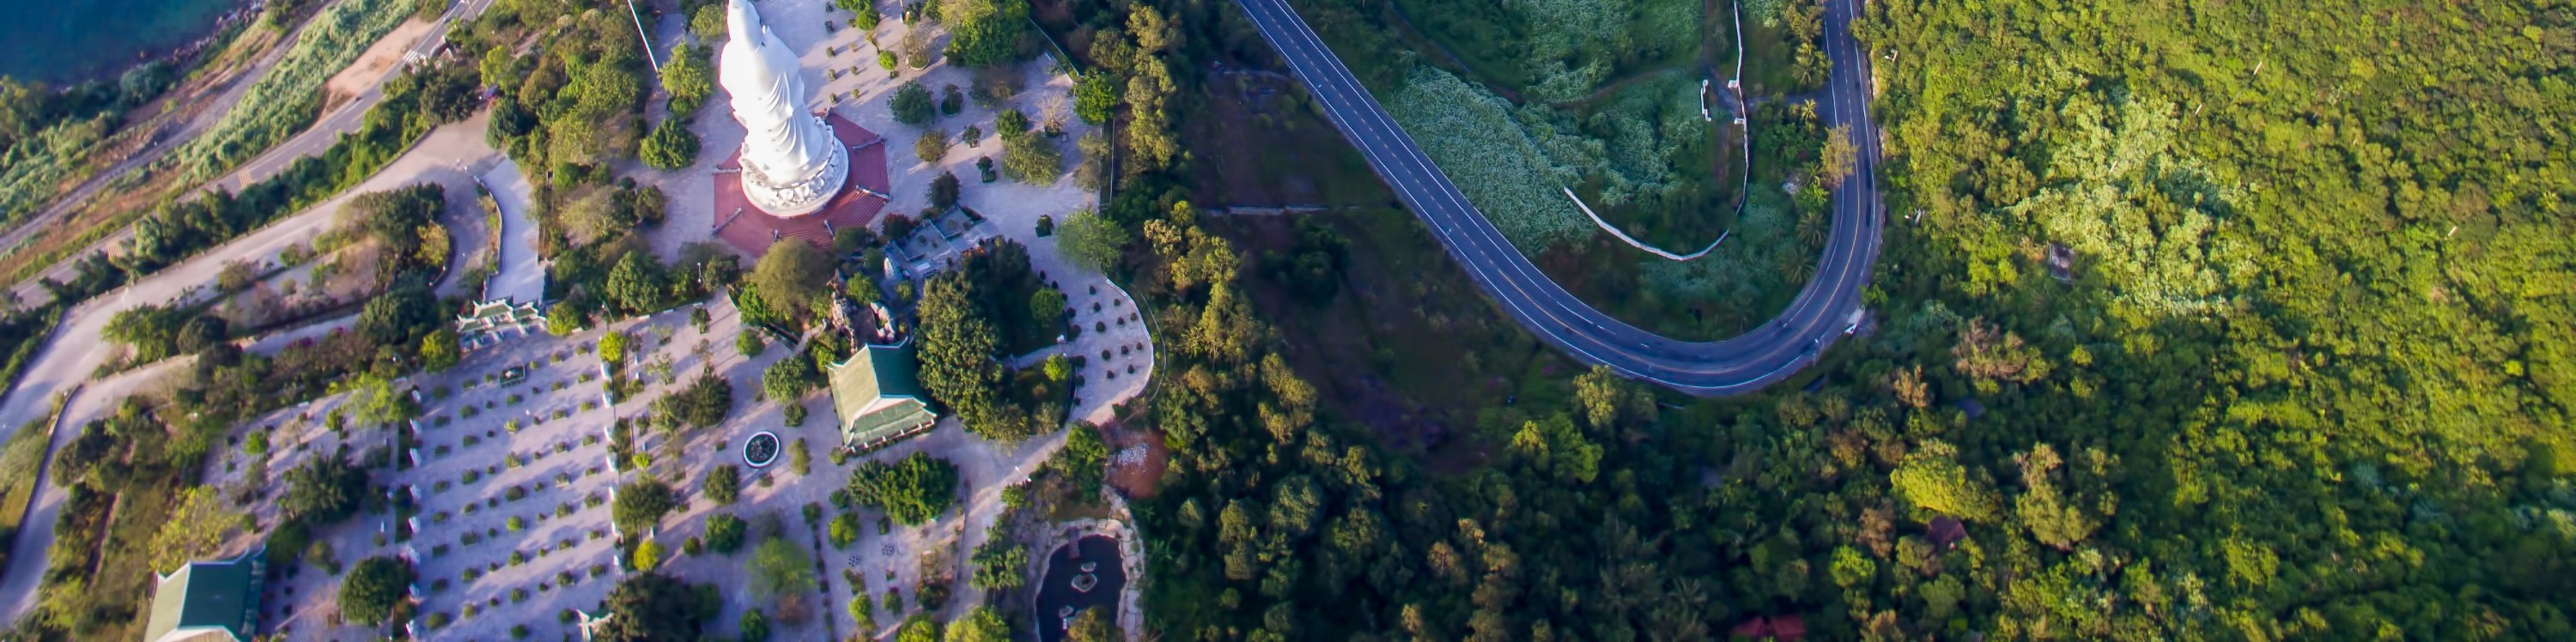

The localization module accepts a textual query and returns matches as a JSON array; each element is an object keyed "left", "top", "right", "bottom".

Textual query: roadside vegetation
[
  {"left": 1297, "top": 0, "right": 1804, "bottom": 338},
  {"left": 3, "top": 38, "right": 481, "bottom": 309},
  {"left": 169, "top": 0, "right": 423, "bottom": 184},
  {"left": 0, "top": 401, "right": 58, "bottom": 572}
]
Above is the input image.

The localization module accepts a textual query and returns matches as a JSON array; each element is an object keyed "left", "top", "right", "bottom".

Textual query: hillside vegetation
[
  {"left": 1114, "top": 0, "right": 2576, "bottom": 639},
  {"left": 169, "top": 0, "right": 419, "bottom": 183}
]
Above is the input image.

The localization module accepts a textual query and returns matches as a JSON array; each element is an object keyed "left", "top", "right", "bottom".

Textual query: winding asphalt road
[{"left": 1236, "top": 0, "right": 1884, "bottom": 394}]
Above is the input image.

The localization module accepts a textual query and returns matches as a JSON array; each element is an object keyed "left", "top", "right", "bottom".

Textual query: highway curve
[{"left": 1234, "top": 0, "right": 1885, "bottom": 395}]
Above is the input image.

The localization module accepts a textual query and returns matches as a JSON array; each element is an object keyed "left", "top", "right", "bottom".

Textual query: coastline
[{"left": 0, "top": 0, "right": 267, "bottom": 86}]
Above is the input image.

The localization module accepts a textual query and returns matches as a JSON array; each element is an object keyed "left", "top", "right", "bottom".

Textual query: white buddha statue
[{"left": 720, "top": 0, "right": 848, "bottom": 216}]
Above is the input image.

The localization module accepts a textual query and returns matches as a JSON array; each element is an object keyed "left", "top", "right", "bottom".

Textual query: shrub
[
  {"left": 337, "top": 556, "right": 412, "bottom": 624},
  {"left": 642, "top": 118, "right": 702, "bottom": 169},
  {"left": 829, "top": 512, "right": 860, "bottom": 548},
  {"left": 915, "top": 128, "right": 950, "bottom": 164},
  {"left": 703, "top": 463, "right": 743, "bottom": 504},
  {"left": 846, "top": 453, "right": 959, "bottom": 525},
  {"left": 1001, "top": 130, "right": 1062, "bottom": 183},
  {"left": 890, "top": 82, "right": 934, "bottom": 125},
  {"left": 740, "top": 608, "right": 771, "bottom": 642},
  {"left": 705, "top": 512, "right": 749, "bottom": 554}
]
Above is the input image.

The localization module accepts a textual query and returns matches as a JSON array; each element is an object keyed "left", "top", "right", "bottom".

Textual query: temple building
[
  {"left": 827, "top": 341, "right": 939, "bottom": 451},
  {"left": 143, "top": 547, "right": 266, "bottom": 642}
]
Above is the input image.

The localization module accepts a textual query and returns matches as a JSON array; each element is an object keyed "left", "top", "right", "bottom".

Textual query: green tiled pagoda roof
[
  {"left": 146, "top": 547, "right": 265, "bottom": 642},
  {"left": 829, "top": 341, "right": 937, "bottom": 445}
]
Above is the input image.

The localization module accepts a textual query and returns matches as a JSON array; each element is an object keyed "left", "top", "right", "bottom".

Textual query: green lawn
[{"left": 0, "top": 415, "right": 53, "bottom": 563}]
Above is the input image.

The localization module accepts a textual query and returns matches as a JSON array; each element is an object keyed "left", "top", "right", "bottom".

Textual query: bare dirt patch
[
  {"left": 322, "top": 18, "right": 434, "bottom": 112},
  {"left": 1101, "top": 424, "right": 1168, "bottom": 500}
]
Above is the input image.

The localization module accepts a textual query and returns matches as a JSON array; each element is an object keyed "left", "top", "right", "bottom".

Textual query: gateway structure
[{"left": 721, "top": 0, "right": 848, "bottom": 215}]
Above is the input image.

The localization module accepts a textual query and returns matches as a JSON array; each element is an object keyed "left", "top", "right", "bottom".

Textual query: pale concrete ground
[
  {"left": 794, "top": 0, "right": 1151, "bottom": 425},
  {"left": 482, "top": 159, "right": 544, "bottom": 305},
  {"left": 0, "top": 111, "right": 504, "bottom": 623},
  {"left": 654, "top": 409, "right": 1072, "bottom": 641},
  {"left": 250, "top": 318, "right": 627, "bottom": 640},
  {"left": 613, "top": 9, "right": 1155, "bottom": 638}
]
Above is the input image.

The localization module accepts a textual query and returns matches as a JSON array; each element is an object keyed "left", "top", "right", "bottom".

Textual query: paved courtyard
[
  {"left": 221, "top": 294, "right": 773, "bottom": 640},
  {"left": 173, "top": 1, "right": 1167, "bottom": 638}
]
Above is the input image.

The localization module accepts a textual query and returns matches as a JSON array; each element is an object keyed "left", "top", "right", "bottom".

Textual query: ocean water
[{"left": 0, "top": 0, "right": 241, "bottom": 84}]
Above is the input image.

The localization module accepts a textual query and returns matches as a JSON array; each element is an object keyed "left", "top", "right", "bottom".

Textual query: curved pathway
[
  {"left": 0, "top": 112, "right": 501, "bottom": 623},
  {"left": 1235, "top": 0, "right": 1883, "bottom": 394}
]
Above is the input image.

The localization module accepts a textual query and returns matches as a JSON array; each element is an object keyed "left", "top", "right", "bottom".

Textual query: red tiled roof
[
  {"left": 1728, "top": 615, "right": 1808, "bottom": 640},
  {"left": 713, "top": 112, "right": 894, "bottom": 257}
]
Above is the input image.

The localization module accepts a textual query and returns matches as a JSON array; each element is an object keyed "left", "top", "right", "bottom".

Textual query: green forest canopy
[{"left": 1072, "top": 0, "right": 2576, "bottom": 638}]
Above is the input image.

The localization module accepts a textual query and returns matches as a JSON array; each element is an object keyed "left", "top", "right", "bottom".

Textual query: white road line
[{"left": 1236, "top": 0, "right": 1883, "bottom": 391}]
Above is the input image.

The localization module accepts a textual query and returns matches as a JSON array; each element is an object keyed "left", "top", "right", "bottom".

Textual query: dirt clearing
[{"left": 322, "top": 18, "right": 434, "bottom": 112}]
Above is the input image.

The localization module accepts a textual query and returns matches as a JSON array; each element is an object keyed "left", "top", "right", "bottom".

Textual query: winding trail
[
  {"left": 0, "top": 112, "right": 503, "bottom": 622},
  {"left": 1236, "top": 0, "right": 1883, "bottom": 394}
]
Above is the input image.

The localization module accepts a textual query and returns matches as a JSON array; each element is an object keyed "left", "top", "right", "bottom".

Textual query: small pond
[{"left": 1032, "top": 535, "right": 1125, "bottom": 642}]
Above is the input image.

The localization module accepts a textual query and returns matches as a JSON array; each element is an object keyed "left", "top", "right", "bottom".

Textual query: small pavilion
[{"left": 454, "top": 299, "right": 547, "bottom": 349}]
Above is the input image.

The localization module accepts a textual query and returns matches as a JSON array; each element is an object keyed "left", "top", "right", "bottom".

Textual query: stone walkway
[{"left": 481, "top": 159, "right": 544, "bottom": 305}]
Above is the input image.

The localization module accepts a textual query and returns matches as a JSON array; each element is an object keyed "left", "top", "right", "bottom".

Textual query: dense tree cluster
[
  {"left": 611, "top": 477, "right": 680, "bottom": 534},
  {"left": 1774, "top": 0, "right": 2576, "bottom": 636},
  {"left": 702, "top": 463, "right": 743, "bottom": 505},
  {"left": 967, "top": 523, "right": 1029, "bottom": 591},
  {"left": 914, "top": 240, "right": 1067, "bottom": 441},
  {"left": 704, "top": 512, "right": 749, "bottom": 554},
  {"left": 846, "top": 452, "right": 959, "bottom": 525},
  {"left": 938, "top": 0, "right": 1031, "bottom": 67},
  {"left": 746, "top": 239, "right": 835, "bottom": 326},
  {"left": 1258, "top": 217, "right": 1348, "bottom": 304},
  {"left": 1089, "top": 0, "right": 2576, "bottom": 639},
  {"left": 281, "top": 455, "right": 371, "bottom": 524},
  {"left": 479, "top": 0, "right": 649, "bottom": 177},
  {"left": 653, "top": 367, "right": 736, "bottom": 431},
  {"left": 597, "top": 572, "right": 722, "bottom": 641},
  {"left": 337, "top": 556, "right": 413, "bottom": 625}
]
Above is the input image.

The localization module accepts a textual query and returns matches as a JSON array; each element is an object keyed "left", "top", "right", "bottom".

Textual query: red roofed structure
[
  {"left": 712, "top": 111, "right": 892, "bottom": 257},
  {"left": 1728, "top": 615, "right": 1807, "bottom": 640}
]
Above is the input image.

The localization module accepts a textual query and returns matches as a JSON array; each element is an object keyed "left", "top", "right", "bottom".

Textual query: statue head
[{"left": 726, "top": 0, "right": 762, "bottom": 47}]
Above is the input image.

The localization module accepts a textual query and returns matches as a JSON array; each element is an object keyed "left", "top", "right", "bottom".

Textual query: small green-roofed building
[
  {"left": 828, "top": 340, "right": 939, "bottom": 451},
  {"left": 145, "top": 546, "right": 266, "bottom": 642}
]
